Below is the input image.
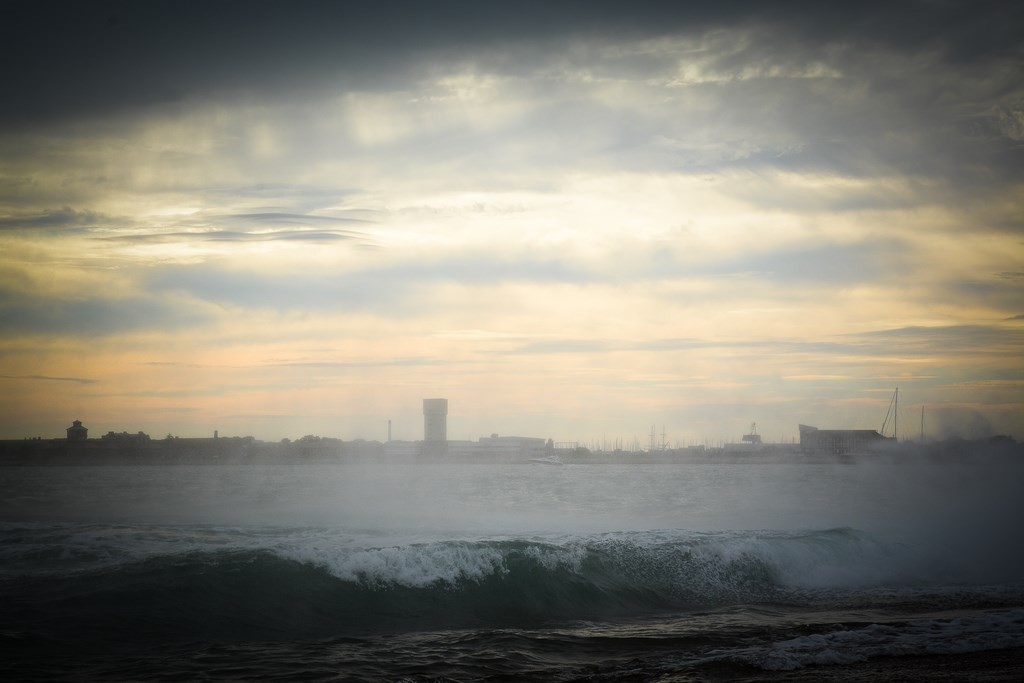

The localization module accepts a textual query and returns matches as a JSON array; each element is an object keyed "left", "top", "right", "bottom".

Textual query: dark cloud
[
  {"left": 0, "top": 0, "right": 704, "bottom": 128},
  {"left": 3, "top": 1, "right": 1019, "bottom": 130},
  {"left": 82, "top": 211, "right": 372, "bottom": 244},
  {"left": 4, "top": 1, "right": 1019, "bottom": 213},
  {"left": 717, "top": 1, "right": 1023, "bottom": 67},
  {"left": 0, "top": 288, "right": 213, "bottom": 336},
  {"left": 0, "top": 374, "right": 97, "bottom": 384},
  {"left": 854, "top": 324, "right": 1024, "bottom": 357},
  {"left": 939, "top": 277, "right": 1024, "bottom": 313},
  {"left": 0, "top": 207, "right": 368, "bottom": 242},
  {"left": 0, "top": 207, "right": 111, "bottom": 231},
  {"left": 101, "top": 229, "right": 364, "bottom": 244}
]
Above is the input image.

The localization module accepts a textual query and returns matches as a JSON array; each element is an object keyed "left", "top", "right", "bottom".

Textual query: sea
[{"left": 2, "top": 454, "right": 1023, "bottom": 681}]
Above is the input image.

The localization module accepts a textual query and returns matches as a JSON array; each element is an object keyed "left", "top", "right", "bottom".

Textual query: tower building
[
  {"left": 423, "top": 398, "right": 448, "bottom": 443},
  {"left": 66, "top": 419, "right": 88, "bottom": 441}
]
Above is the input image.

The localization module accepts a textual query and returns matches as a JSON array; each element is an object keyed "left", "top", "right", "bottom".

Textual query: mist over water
[
  {"left": 3, "top": 456, "right": 1023, "bottom": 680},
  {"left": 5, "top": 458, "right": 1023, "bottom": 579}
]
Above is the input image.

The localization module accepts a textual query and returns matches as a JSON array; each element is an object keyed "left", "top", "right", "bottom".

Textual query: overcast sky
[{"left": 1, "top": 0, "right": 1021, "bottom": 444}]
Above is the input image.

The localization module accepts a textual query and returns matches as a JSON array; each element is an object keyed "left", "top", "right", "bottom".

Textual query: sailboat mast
[
  {"left": 880, "top": 386, "right": 899, "bottom": 440},
  {"left": 894, "top": 386, "right": 898, "bottom": 442}
]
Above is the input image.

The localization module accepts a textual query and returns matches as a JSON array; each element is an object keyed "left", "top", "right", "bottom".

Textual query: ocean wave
[
  {"left": 709, "top": 608, "right": 1024, "bottom": 671},
  {"left": 3, "top": 524, "right": 1022, "bottom": 643}
]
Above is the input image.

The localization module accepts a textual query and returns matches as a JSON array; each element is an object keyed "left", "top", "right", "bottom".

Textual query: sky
[{"left": 1, "top": 0, "right": 1022, "bottom": 445}]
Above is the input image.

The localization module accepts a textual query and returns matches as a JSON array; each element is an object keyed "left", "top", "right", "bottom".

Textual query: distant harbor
[
  {"left": 1, "top": 415, "right": 1019, "bottom": 466},
  {"left": 4, "top": 394, "right": 1020, "bottom": 465}
]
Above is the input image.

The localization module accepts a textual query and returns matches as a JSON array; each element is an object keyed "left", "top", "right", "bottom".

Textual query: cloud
[
  {"left": 267, "top": 357, "right": 457, "bottom": 369},
  {"left": 508, "top": 339, "right": 618, "bottom": 355},
  {"left": 3, "top": 1, "right": 1020, "bottom": 129},
  {"left": 853, "top": 324, "right": 1024, "bottom": 357},
  {"left": 101, "top": 229, "right": 364, "bottom": 244},
  {"left": 5, "top": 5, "right": 1021, "bottom": 221},
  {"left": 0, "top": 374, "right": 97, "bottom": 384},
  {"left": 2, "top": 208, "right": 377, "bottom": 246},
  {"left": 0, "top": 288, "right": 214, "bottom": 336},
  {"left": 142, "top": 252, "right": 594, "bottom": 313},
  {"left": 0, "top": 2, "right": 1021, "bottom": 442},
  {"left": 226, "top": 212, "right": 367, "bottom": 225},
  {"left": 505, "top": 335, "right": 876, "bottom": 358},
  {"left": 693, "top": 239, "right": 907, "bottom": 285},
  {"left": 0, "top": 207, "right": 112, "bottom": 231}
]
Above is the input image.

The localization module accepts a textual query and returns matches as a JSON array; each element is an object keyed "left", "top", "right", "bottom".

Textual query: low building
[
  {"left": 799, "top": 424, "right": 890, "bottom": 456},
  {"left": 101, "top": 430, "right": 151, "bottom": 443},
  {"left": 475, "top": 434, "right": 551, "bottom": 459}
]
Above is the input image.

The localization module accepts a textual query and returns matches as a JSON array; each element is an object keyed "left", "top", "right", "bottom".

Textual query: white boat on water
[{"left": 528, "top": 455, "right": 564, "bottom": 465}]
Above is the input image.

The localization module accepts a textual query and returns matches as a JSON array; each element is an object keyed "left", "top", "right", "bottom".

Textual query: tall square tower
[{"left": 423, "top": 398, "right": 448, "bottom": 442}]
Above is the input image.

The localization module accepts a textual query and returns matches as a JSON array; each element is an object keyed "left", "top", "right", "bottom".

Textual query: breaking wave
[{"left": 5, "top": 523, "right": 1020, "bottom": 646}]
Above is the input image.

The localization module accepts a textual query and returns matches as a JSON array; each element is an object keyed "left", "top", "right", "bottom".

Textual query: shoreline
[
  {"left": 728, "top": 647, "right": 1024, "bottom": 682},
  {"left": 1, "top": 435, "right": 1019, "bottom": 467}
]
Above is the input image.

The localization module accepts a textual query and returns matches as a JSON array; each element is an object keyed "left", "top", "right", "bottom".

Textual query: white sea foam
[
  {"left": 1, "top": 513, "right": 1018, "bottom": 608},
  {"left": 274, "top": 540, "right": 508, "bottom": 588},
  {"left": 713, "top": 609, "right": 1024, "bottom": 670},
  {"left": 521, "top": 540, "right": 588, "bottom": 573}
]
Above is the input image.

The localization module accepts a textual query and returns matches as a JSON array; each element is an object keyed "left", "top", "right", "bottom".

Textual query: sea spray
[
  {"left": 3, "top": 461, "right": 1023, "bottom": 681},
  {"left": 7, "top": 523, "right": 1014, "bottom": 647}
]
